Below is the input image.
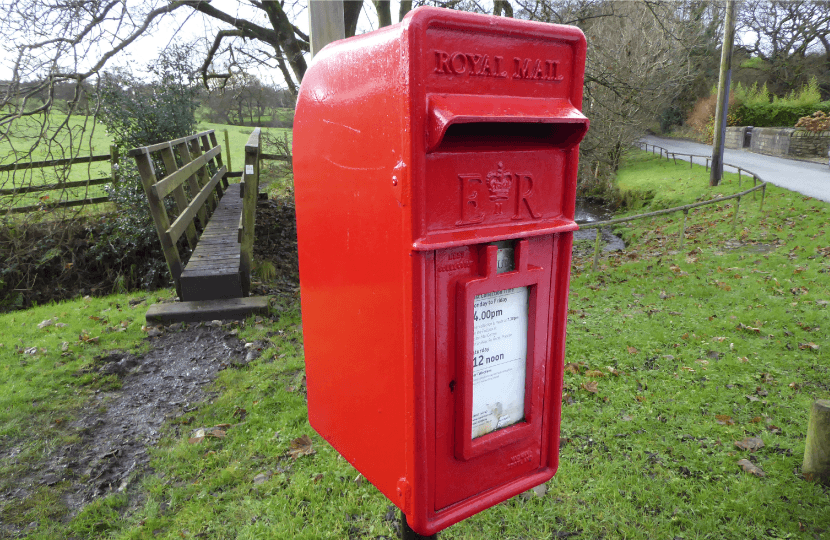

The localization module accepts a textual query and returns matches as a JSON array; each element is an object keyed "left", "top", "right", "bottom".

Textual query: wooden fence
[
  {"left": 0, "top": 147, "right": 118, "bottom": 214},
  {"left": 582, "top": 142, "right": 768, "bottom": 270}
]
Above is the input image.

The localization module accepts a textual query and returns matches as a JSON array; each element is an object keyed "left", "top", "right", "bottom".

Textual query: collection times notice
[{"left": 471, "top": 287, "right": 529, "bottom": 439}]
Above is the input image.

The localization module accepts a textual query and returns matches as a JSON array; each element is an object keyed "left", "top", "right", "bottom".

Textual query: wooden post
[
  {"left": 737, "top": 168, "right": 741, "bottom": 187},
  {"left": 176, "top": 141, "right": 210, "bottom": 228},
  {"left": 732, "top": 196, "right": 741, "bottom": 234},
  {"left": 309, "top": 0, "right": 345, "bottom": 57},
  {"left": 240, "top": 128, "right": 261, "bottom": 296},
  {"left": 753, "top": 175, "right": 757, "bottom": 200},
  {"left": 187, "top": 138, "right": 218, "bottom": 214},
  {"left": 132, "top": 149, "right": 183, "bottom": 298},
  {"left": 760, "top": 183, "right": 766, "bottom": 211},
  {"left": 679, "top": 209, "right": 688, "bottom": 249},
  {"left": 803, "top": 400, "right": 830, "bottom": 484},
  {"left": 690, "top": 156, "right": 693, "bottom": 169},
  {"left": 672, "top": 153, "right": 677, "bottom": 165},
  {"left": 159, "top": 145, "right": 199, "bottom": 250},
  {"left": 224, "top": 129, "right": 233, "bottom": 174},
  {"left": 592, "top": 228, "right": 602, "bottom": 271},
  {"left": 208, "top": 132, "right": 229, "bottom": 191},
  {"left": 110, "top": 145, "right": 119, "bottom": 184},
  {"left": 705, "top": 158, "right": 709, "bottom": 171}
]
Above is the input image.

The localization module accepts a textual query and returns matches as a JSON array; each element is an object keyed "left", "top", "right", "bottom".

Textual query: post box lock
[{"left": 294, "top": 7, "right": 588, "bottom": 536}]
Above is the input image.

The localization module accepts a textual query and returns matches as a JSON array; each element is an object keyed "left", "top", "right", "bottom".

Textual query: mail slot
[{"left": 293, "top": 7, "right": 588, "bottom": 535}]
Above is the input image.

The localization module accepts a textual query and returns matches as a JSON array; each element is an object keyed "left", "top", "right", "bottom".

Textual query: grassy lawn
[
  {"left": 0, "top": 115, "right": 289, "bottom": 211},
  {"left": 0, "top": 150, "right": 828, "bottom": 539}
]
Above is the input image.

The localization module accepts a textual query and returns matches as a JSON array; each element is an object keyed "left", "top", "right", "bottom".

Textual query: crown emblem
[{"left": 486, "top": 162, "right": 512, "bottom": 204}]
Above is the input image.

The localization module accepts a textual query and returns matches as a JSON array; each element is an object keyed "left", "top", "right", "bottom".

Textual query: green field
[
  {"left": 0, "top": 150, "right": 828, "bottom": 539},
  {"left": 0, "top": 115, "right": 289, "bottom": 212}
]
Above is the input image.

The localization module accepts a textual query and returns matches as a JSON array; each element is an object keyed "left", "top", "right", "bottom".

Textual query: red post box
[{"left": 293, "top": 7, "right": 588, "bottom": 535}]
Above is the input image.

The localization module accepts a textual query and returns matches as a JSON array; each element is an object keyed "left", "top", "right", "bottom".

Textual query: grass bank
[{"left": 1, "top": 150, "right": 828, "bottom": 539}]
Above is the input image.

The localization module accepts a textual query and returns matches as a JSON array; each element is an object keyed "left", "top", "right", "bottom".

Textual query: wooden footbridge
[{"left": 129, "top": 128, "right": 271, "bottom": 322}]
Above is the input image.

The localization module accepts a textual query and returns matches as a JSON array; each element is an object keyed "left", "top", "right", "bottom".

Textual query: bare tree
[
  {"left": 514, "top": 0, "right": 712, "bottom": 191},
  {"left": 737, "top": 0, "right": 830, "bottom": 96}
]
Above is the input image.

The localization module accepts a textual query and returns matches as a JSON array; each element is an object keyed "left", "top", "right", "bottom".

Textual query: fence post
[
  {"left": 803, "top": 399, "right": 830, "bottom": 485},
  {"left": 737, "top": 168, "right": 741, "bottom": 187},
  {"left": 690, "top": 156, "right": 693, "bottom": 169},
  {"left": 705, "top": 158, "right": 709, "bottom": 171},
  {"left": 753, "top": 175, "right": 757, "bottom": 200},
  {"left": 592, "top": 228, "right": 602, "bottom": 271},
  {"left": 679, "top": 209, "right": 688, "bottom": 249},
  {"left": 110, "top": 145, "right": 119, "bottom": 184},
  {"left": 240, "top": 128, "right": 261, "bottom": 296},
  {"left": 760, "top": 183, "right": 766, "bottom": 211},
  {"left": 732, "top": 196, "right": 741, "bottom": 234},
  {"left": 224, "top": 129, "right": 233, "bottom": 173},
  {"left": 672, "top": 153, "right": 677, "bottom": 165}
]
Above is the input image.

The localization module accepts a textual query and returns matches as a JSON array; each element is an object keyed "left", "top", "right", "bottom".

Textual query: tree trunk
[
  {"left": 343, "top": 1, "right": 362, "bottom": 38},
  {"left": 374, "top": 1, "right": 392, "bottom": 28},
  {"left": 399, "top": 1, "right": 413, "bottom": 22},
  {"left": 494, "top": 1, "right": 513, "bottom": 17}
]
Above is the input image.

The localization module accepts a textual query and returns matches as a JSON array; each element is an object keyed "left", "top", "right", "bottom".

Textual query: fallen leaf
[
  {"left": 799, "top": 342, "right": 819, "bottom": 351},
  {"left": 585, "top": 370, "right": 606, "bottom": 378},
  {"left": 627, "top": 346, "right": 638, "bottom": 355},
  {"left": 735, "top": 437, "right": 765, "bottom": 451},
  {"left": 562, "top": 393, "right": 575, "bottom": 405},
  {"left": 621, "top": 415, "right": 634, "bottom": 421},
  {"left": 712, "top": 337, "right": 726, "bottom": 342},
  {"left": 207, "top": 429, "right": 226, "bottom": 439},
  {"left": 715, "top": 415, "right": 735, "bottom": 425},
  {"left": 745, "top": 395, "right": 760, "bottom": 402},
  {"left": 750, "top": 417, "right": 764, "bottom": 423},
  {"left": 737, "top": 459, "right": 765, "bottom": 477},
  {"left": 564, "top": 362, "right": 582, "bottom": 374},
  {"left": 680, "top": 366, "right": 695, "bottom": 372},
  {"left": 288, "top": 434, "right": 316, "bottom": 459},
  {"left": 606, "top": 366, "right": 623, "bottom": 376},
  {"left": 581, "top": 381, "right": 599, "bottom": 394},
  {"left": 312, "top": 473, "right": 324, "bottom": 483},
  {"left": 635, "top": 395, "right": 646, "bottom": 402}
]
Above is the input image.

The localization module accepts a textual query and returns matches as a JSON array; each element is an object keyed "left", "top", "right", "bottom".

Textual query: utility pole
[{"left": 710, "top": 0, "right": 737, "bottom": 187}]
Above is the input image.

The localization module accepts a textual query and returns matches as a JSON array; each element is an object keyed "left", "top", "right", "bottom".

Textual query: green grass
[
  {"left": 197, "top": 122, "right": 291, "bottom": 177},
  {"left": 0, "top": 113, "right": 290, "bottom": 211},
  {"left": 1, "top": 149, "right": 828, "bottom": 539}
]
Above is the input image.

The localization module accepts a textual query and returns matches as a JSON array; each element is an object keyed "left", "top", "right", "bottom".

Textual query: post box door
[{"left": 433, "top": 236, "right": 559, "bottom": 509}]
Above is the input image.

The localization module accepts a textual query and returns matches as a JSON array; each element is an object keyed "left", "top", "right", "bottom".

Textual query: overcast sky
[{"left": 107, "top": 0, "right": 397, "bottom": 88}]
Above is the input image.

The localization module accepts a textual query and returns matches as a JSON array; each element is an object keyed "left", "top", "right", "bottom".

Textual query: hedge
[{"left": 735, "top": 101, "right": 830, "bottom": 127}]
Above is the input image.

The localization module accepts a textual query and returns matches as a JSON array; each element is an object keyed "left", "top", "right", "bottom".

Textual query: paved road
[{"left": 642, "top": 135, "right": 830, "bottom": 203}]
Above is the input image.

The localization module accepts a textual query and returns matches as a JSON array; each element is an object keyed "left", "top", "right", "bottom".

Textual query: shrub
[
  {"left": 94, "top": 45, "right": 199, "bottom": 292},
  {"left": 795, "top": 111, "right": 830, "bottom": 132}
]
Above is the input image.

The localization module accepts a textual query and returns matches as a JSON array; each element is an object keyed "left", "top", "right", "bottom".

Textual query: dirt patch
[{"left": 0, "top": 322, "right": 269, "bottom": 537}]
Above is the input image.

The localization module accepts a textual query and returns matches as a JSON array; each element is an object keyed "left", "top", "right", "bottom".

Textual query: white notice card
[{"left": 471, "top": 287, "right": 529, "bottom": 439}]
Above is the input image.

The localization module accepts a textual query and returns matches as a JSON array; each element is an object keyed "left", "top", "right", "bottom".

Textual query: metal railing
[{"left": 580, "top": 142, "right": 768, "bottom": 270}]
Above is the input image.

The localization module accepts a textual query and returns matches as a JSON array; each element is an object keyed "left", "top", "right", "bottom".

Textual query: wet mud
[{"left": 0, "top": 323, "right": 266, "bottom": 537}]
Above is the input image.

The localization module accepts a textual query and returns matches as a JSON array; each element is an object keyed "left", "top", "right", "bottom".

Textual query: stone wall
[
  {"left": 725, "top": 127, "right": 750, "bottom": 149},
  {"left": 789, "top": 129, "right": 830, "bottom": 158},
  {"left": 750, "top": 127, "right": 792, "bottom": 156},
  {"left": 747, "top": 127, "right": 830, "bottom": 159}
]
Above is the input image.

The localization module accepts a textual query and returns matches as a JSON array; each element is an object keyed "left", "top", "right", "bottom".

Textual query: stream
[{"left": 573, "top": 198, "right": 626, "bottom": 252}]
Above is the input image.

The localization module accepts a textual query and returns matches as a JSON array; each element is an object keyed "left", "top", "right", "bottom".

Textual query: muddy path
[
  {"left": 0, "top": 322, "right": 273, "bottom": 538},
  {"left": 0, "top": 199, "right": 298, "bottom": 537}
]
